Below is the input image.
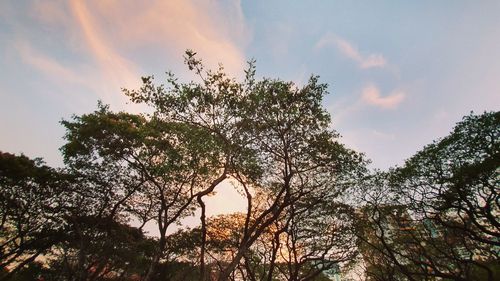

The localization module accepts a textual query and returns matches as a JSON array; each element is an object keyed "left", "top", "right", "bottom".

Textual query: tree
[
  {"left": 47, "top": 218, "right": 155, "bottom": 281},
  {"left": 275, "top": 200, "right": 358, "bottom": 281},
  {"left": 0, "top": 152, "right": 68, "bottom": 281},
  {"left": 358, "top": 111, "right": 500, "bottom": 281},
  {"left": 0, "top": 151, "right": 157, "bottom": 281},
  {"left": 61, "top": 103, "right": 228, "bottom": 280},
  {"left": 124, "top": 51, "right": 367, "bottom": 280}
]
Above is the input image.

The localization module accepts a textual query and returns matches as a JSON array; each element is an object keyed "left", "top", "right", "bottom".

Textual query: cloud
[
  {"left": 15, "top": 40, "right": 125, "bottom": 109},
  {"left": 70, "top": 0, "right": 248, "bottom": 77},
  {"left": 360, "top": 54, "right": 387, "bottom": 69},
  {"left": 17, "top": 41, "right": 83, "bottom": 85},
  {"left": 29, "top": 0, "right": 248, "bottom": 87},
  {"left": 371, "top": 129, "right": 396, "bottom": 141},
  {"left": 69, "top": 0, "right": 141, "bottom": 91},
  {"left": 31, "top": 0, "right": 69, "bottom": 26},
  {"left": 361, "top": 84, "right": 405, "bottom": 109},
  {"left": 18, "top": 0, "right": 248, "bottom": 108},
  {"left": 16, "top": 39, "right": 141, "bottom": 109},
  {"left": 316, "top": 34, "right": 387, "bottom": 69}
]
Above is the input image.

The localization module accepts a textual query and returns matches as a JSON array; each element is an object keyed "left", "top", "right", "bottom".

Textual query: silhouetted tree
[
  {"left": 358, "top": 111, "right": 500, "bottom": 281},
  {"left": 124, "top": 51, "right": 367, "bottom": 280},
  {"left": 0, "top": 152, "right": 69, "bottom": 281}
]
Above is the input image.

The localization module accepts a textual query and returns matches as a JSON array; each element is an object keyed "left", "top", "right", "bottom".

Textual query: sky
[{"left": 1, "top": 1, "right": 500, "bottom": 222}]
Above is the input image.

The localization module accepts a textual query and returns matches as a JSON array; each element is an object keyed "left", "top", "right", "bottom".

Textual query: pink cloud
[
  {"left": 360, "top": 54, "right": 387, "bottom": 69},
  {"left": 334, "top": 38, "right": 363, "bottom": 62},
  {"left": 69, "top": 0, "right": 141, "bottom": 91},
  {"left": 73, "top": 0, "right": 248, "bottom": 77},
  {"left": 316, "top": 34, "right": 387, "bottom": 69},
  {"left": 362, "top": 84, "right": 405, "bottom": 109},
  {"left": 17, "top": 41, "right": 83, "bottom": 85},
  {"left": 32, "top": 0, "right": 69, "bottom": 26},
  {"left": 20, "top": 0, "right": 249, "bottom": 109},
  {"left": 15, "top": 40, "right": 103, "bottom": 110},
  {"left": 30, "top": 0, "right": 248, "bottom": 90},
  {"left": 16, "top": 40, "right": 123, "bottom": 106}
]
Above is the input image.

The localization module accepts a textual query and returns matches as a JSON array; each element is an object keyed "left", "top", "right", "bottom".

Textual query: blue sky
[{"left": 1, "top": 0, "right": 499, "bottom": 171}]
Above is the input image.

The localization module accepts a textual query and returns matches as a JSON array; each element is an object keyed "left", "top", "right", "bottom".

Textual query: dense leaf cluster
[{"left": 358, "top": 112, "right": 499, "bottom": 281}]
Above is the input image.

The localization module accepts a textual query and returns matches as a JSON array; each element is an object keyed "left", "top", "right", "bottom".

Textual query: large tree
[
  {"left": 0, "top": 152, "right": 68, "bottom": 280},
  {"left": 358, "top": 111, "right": 500, "bottom": 281},
  {"left": 124, "top": 51, "right": 367, "bottom": 280},
  {"left": 0, "top": 149, "right": 159, "bottom": 281},
  {"left": 61, "top": 102, "right": 229, "bottom": 280}
]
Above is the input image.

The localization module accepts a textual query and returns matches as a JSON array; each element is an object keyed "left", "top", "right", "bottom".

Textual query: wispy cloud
[
  {"left": 15, "top": 40, "right": 122, "bottom": 109},
  {"left": 31, "top": 0, "right": 69, "bottom": 26},
  {"left": 74, "top": 0, "right": 248, "bottom": 76},
  {"left": 69, "top": 0, "right": 140, "bottom": 91},
  {"left": 17, "top": 0, "right": 249, "bottom": 108},
  {"left": 17, "top": 41, "right": 83, "bottom": 85},
  {"left": 316, "top": 33, "right": 386, "bottom": 69},
  {"left": 361, "top": 84, "right": 405, "bottom": 109},
  {"left": 30, "top": 0, "right": 248, "bottom": 81}
]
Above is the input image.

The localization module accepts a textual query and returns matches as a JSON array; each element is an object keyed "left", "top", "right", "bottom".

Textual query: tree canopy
[{"left": 357, "top": 111, "right": 499, "bottom": 281}]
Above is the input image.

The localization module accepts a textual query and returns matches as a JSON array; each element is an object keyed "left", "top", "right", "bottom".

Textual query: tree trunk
[{"left": 143, "top": 253, "right": 161, "bottom": 281}]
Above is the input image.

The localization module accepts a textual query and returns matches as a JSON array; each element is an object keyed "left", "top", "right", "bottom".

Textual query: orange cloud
[
  {"left": 362, "top": 84, "right": 405, "bottom": 109},
  {"left": 29, "top": 0, "right": 248, "bottom": 95},
  {"left": 19, "top": 0, "right": 248, "bottom": 112},
  {"left": 23, "top": 0, "right": 250, "bottom": 108},
  {"left": 73, "top": 0, "right": 248, "bottom": 77},
  {"left": 69, "top": 0, "right": 140, "bottom": 91}
]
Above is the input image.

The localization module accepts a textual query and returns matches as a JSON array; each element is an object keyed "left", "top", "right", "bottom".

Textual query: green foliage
[
  {"left": 359, "top": 111, "right": 500, "bottom": 281},
  {"left": 0, "top": 152, "right": 69, "bottom": 280}
]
